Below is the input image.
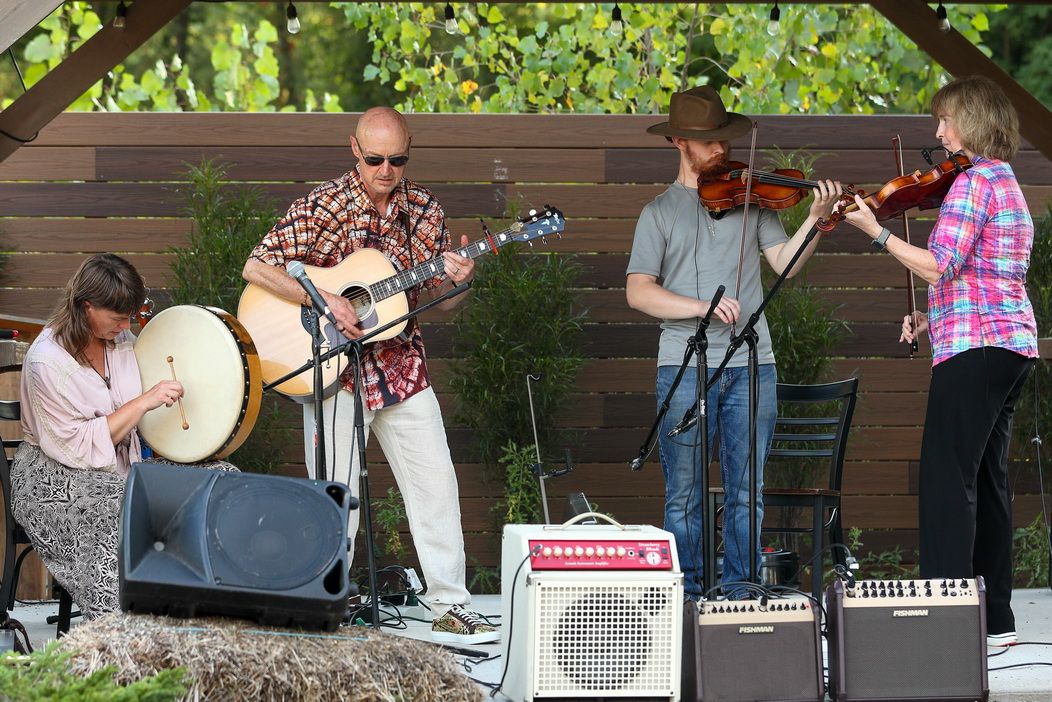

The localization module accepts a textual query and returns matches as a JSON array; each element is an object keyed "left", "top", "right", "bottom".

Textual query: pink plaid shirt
[{"left": 927, "top": 156, "right": 1038, "bottom": 366}]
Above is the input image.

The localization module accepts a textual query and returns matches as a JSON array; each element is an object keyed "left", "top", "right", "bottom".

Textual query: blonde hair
[
  {"left": 49, "top": 253, "right": 145, "bottom": 364},
  {"left": 930, "top": 75, "right": 1020, "bottom": 162}
]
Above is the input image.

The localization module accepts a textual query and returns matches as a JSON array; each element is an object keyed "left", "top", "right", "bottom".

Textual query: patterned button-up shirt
[
  {"left": 927, "top": 156, "right": 1038, "bottom": 366},
  {"left": 250, "top": 168, "right": 450, "bottom": 409}
]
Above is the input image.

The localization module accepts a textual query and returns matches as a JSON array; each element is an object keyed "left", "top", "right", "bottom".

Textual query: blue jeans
[{"left": 656, "top": 363, "right": 777, "bottom": 598}]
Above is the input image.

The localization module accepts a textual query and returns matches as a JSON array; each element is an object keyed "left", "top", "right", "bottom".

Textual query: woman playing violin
[{"left": 839, "top": 75, "right": 1038, "bottom": 648}]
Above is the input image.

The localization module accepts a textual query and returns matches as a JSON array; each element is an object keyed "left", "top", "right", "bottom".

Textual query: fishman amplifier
[
  {"left": 826, "top": 578, "right": 988, "bottom": 702},
  {"left": 682, "top": 596, "right": 823, "bottom": 702}
]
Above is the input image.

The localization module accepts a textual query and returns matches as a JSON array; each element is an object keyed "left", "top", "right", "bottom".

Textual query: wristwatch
[{"left": 872, "top": 227, "right": 892, "bottom": 251}]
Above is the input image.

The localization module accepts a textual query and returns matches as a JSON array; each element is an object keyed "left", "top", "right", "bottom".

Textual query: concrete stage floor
[{"left": 13, "top": 589, "right": 1052, "bottom": 701}]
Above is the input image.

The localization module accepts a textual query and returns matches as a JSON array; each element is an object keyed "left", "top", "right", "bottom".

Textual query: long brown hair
[
  {"left": 49, "top": 253, "right": 145, "bottom": 364},
  {"left": 931, "top": 75, "right": 1020, "bottom": 162}
]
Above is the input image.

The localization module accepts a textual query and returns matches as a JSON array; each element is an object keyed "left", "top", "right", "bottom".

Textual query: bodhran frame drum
[{"left": 135, "top": 305, "right": 263, "bottom": 463}]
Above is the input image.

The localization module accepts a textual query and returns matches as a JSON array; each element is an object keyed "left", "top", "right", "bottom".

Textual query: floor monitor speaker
[{"left": 119, "top": 463, "right": 355, "bottom": 630}]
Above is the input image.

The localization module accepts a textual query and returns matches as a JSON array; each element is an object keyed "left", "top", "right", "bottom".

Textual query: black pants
[{"left": 919, "top": 346, "right": 1035, "bottom": 635}]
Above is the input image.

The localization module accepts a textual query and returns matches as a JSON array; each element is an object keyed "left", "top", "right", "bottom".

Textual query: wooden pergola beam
[
  {"left": 0, "top": 0, "right": 63, "bottom": 55},
  {"left": 0, "top": 0, "right": 191, "bottom": 163},
  {"left": 872, "top": 0, "right": 1052, "bottom": 161}
]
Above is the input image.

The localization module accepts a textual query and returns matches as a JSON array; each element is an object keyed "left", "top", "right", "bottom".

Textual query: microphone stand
[
  {"left": 628, "top": 285, "right": 725, "bottom": 594},
  {"left": 665, "top": 220, "right": 826, "bottom": 590},
  {"left": 266, "top": 281, "right": 472, "bottom": 629}
]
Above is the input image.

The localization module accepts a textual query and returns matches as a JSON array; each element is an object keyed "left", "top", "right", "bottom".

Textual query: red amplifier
[{"left": 527, "top": 538, "right": 675, "bottom": 570}]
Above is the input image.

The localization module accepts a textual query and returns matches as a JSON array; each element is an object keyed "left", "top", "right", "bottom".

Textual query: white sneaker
[{"left": 987, "top": 631, "right": 1018, "bottom": 647}]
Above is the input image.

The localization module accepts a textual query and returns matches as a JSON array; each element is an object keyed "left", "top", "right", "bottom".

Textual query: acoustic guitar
[{"left": 237, "top": 206, "right": 566, "bottom": 402}]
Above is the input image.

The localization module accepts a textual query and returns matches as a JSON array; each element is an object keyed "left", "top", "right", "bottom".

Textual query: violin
[
  {"left": 698, "top": 153, "right": 973, "bottom": 231},
  {"left": 826, "top": 152, "right": 973, "bottom": 228},
  {"left": 698, "top": 162, "right": 855, "bottom": 215}
]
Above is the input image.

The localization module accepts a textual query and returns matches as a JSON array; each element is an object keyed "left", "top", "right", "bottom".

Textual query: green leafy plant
[
  {"left": 167, "top": 160, "right": 292, "bottom": 474},
  {"left": 0, "top": 644, "right": 186, "bottom": 701},
  {"left": 467, "top": 558, "right": 500, "bottom": 595},
  {"left": 449, "top": 242, "right": 585, "bottom": 472},
  {"left": 847, "top": 526, "right": 918, "bottom": 581},
  {"left": 494, "top": 441, "right": 543, "bottom": 526},
  {"left": 1013, "top": 204, "right": 1052, "bottom": 454},
  {"left": 1013, "top": 513, "right": 1050, "bottom": 588},
  {"left": 373, "top": 487, "right": 409, "bottom": 560}
]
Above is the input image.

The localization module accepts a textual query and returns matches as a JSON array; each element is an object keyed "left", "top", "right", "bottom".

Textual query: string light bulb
[
  {"left": 936, "top": 3, "right": 951, "bottom": 33},
  {"left": 767, "top": 2, "right": 780, "bottom": 36},
  {"left": 286, "top": 2, "right": 301, "bottom": 35},
  {"left": 609, "top": 4, "right": 624, "bottom": 37},
  {"left": 114, "top": 0, "right": 127, "bottom": 30},
  {"left": 444, "top": 3, "right": 459, "bottom": 35}
]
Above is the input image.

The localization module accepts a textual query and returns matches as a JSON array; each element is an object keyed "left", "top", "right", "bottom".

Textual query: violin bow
[
  {"left": 893, "top": 134, "right": 920, "bottom": 358},
  {"left": 731, "top": 122, "right": 761, "bottom": 337}
]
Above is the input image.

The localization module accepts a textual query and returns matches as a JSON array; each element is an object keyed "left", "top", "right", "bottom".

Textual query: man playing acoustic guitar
[{"left": 242, "top": 106, "right": 497, "bottom": 645}]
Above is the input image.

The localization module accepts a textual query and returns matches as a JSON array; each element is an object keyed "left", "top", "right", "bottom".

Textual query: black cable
[
  {"left": 2, "top": 49, "right": 39, "bottom": 144},
  {"left": 989, "top": 662, "right": 1052, "bottom": 671},
  {"left": 787, "top": 541, "right": 857, "bottom": 588},
  {"left": 491, "top": 547, "right": 539, "bottom": 698}
]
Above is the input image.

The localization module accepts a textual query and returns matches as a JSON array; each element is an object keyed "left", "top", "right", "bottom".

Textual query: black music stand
[{"left": 266, "top": 282, "right": 471, "bottom": 628}]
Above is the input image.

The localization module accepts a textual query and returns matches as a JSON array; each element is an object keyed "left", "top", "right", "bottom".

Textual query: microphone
[
  {"left": 667, "top": 287, "right": 727, "bottom": 438},
  {"left": 286, "top": 261, "right": 338, "bottom": 328},
  {"left": 0, "top": 329, "right": 19, "bottom": 340}
]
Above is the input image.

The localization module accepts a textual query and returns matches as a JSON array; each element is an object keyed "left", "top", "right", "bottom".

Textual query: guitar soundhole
[{"left": 343, "top": 285, "right": 378, "bottom": 329}]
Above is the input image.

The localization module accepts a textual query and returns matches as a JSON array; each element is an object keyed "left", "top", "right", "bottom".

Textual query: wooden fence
[{"left": 1, "top": 112, "right": 1049, "bottom": 586}]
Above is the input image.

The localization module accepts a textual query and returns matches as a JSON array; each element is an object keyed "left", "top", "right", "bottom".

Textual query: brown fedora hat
[{"left": 647, "top": 85, "right": 752, "bottom": 141}]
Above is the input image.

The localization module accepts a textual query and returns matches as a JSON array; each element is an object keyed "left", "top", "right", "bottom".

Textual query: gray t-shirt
[{"left": 627, "top": 182, "right": 789, "bottom": 368}]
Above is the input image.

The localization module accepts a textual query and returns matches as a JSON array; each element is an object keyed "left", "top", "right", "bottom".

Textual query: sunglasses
[{"left": 361, "top": 154, "right": 410, "bottom": 167}]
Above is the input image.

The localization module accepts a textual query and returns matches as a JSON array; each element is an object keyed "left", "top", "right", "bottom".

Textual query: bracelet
[{"left": 871, "top": 227, "right": 892, "bottom": 251}]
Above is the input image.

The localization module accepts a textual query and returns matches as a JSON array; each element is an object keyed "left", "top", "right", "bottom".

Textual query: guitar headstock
[{"left": 509, "top": 205, "right": 566, "bottom": 243}]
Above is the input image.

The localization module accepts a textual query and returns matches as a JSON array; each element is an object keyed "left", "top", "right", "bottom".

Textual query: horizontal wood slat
[
  {"left": 7, "top": 146, "right": 1048, "bottom": 185},
  {"left": 4, "top": 181, "right": 1046, "bottom": 221},
  {"left": 27, "top": 113, "right": 1039, "bottom": 150}
]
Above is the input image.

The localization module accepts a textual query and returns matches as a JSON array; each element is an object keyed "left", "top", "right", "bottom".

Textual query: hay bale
[{"left": 58, "top": 612, "right": 484, "bottom": 702}]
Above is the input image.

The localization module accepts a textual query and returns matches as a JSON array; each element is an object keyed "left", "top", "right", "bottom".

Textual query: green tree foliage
[
  {"left": 335, "top": 2, "right": 998, "bottom": 114},
  {"left": 1, "top": 2, "right": 1016, "bottom": 115},
  {"left": 985, "top": 5, "right": 1052, "bottom": 109}
]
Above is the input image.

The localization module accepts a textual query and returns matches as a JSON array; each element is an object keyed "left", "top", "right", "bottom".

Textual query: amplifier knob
[
  {"left": 542, "top": 547, "right": 552, "bottom": 557},
  {"left": 553, "top": 546, "right": 563, "bottom": 557},
  {"left": 585, "top": 547, "right": 595, "bottom": 557}
]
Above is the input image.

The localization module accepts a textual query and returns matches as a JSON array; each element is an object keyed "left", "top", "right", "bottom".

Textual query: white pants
[{"left": 303, "top": 386, "right": 470, "bottom": 616}]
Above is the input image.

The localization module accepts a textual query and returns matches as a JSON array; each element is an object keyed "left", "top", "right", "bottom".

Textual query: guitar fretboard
[{"left": 367, "top": 221, "right": 527, "bottom": 302}]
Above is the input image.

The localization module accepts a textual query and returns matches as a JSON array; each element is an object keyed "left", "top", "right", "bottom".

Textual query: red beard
[{"left": 693, "top": 153, "right": 731, "bottom": 179}]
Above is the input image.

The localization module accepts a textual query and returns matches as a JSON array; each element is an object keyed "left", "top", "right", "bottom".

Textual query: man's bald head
[{"left": 355, "top": 107, "right": 410, "bottom": 148}]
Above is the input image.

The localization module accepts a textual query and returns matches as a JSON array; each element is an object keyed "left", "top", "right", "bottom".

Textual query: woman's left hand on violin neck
[{"left": 837, "top": 193, "right": 883, "bottom": 238}]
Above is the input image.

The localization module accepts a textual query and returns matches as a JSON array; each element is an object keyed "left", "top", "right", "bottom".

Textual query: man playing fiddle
[{"left": 626, "top": 86, "right": 842, "bottom": 599}]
